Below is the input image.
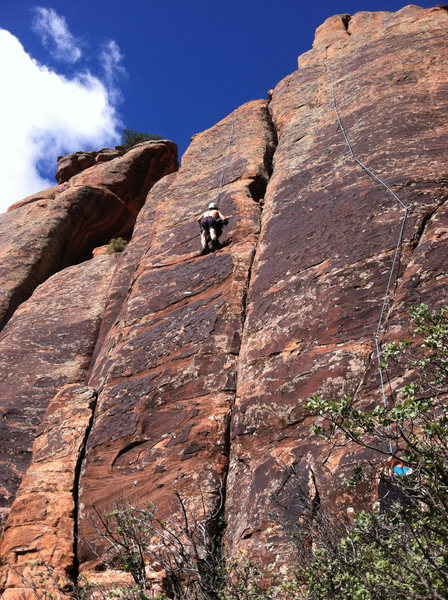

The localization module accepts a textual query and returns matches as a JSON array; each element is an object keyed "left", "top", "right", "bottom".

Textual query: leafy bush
[
  {"left": 301, "top": 304, "right": 448, "bottom": 600},
  {"left": 122, "top": 129, "right": 163, "bottom": 149},
  {"left": 107, "top": 237, "right": 128, "bottom": 253}
]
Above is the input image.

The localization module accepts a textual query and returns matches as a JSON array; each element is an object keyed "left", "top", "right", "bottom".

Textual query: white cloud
[
  {"left": 0, "top": 29, "right": 122, "bottom": 212},
  {"left": 100, "top": 40, "right": 127, "bottom": 104},
  {"left": 32, "top": 7, "right": 82, "bottom": 63}
]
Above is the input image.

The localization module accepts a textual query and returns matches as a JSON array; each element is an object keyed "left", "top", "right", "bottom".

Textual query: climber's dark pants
[
  {"left": 199, "top": 217, "right": 223, "bottom": 237},
  {"left": 199, "top": 218, "right": 223, "bottom": 250}
]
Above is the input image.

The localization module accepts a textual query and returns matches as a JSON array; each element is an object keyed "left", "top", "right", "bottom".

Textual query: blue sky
[{"left": 0, "top": 0, "right": 436, "bottom": 210}]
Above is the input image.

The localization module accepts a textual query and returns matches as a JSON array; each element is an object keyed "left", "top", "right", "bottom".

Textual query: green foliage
[
  {"left": 122, "top": 129, "right": 163, "bottom": 149},
  {"left": 300, "top": 304, "right": 448, "bottom": 600},
  {"left": 107, "top": 237, "right": 129, "bottom": 253}
]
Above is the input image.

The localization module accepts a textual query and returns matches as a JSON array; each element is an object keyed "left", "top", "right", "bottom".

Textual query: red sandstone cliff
[{"left": 0, "top": 5, "right": 447, "bottom": 598}]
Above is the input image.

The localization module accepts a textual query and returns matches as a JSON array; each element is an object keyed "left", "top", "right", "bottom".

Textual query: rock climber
[{"left": 197, "top": 202, "right": 229, "bottom": 255}]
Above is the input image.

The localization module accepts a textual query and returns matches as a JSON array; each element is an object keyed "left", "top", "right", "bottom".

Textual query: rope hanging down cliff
[
  {"left": 324, "top": 61, "right": 409, "bottom": 453},
  {"left": 214, "top": 117, "right": 235, "bottom": 207}
]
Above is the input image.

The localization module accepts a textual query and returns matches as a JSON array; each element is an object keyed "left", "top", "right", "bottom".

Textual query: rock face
[
  {"left": 0, "top": 256, "right": 117, "bottom": 524},
  {"left": 69, "top": 141, "right": 178, "bottom": 217},
  {"left": 0, "top": 141, "right": 177, "bottom": 330},
  {"left": 0, "top": 140, "right": 177, "bottom": 522},
  {"left": 78, "top": 99, "right": 275, "bottom": 573},
  {"left": 0, "top": 5, "right": 447, "bottom": 597},
  {"left": 224, "top": 4, "right": 448, "bottom": 562},
  {"left": 0, "top": 385, "right": 96, "bottom": 597},
  {"left": 55, "top": 148, "right": 125, "bottom": 184}
]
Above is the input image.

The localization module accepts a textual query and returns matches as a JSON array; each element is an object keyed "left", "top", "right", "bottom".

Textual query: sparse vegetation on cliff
[
  {"left": 17, "top": 305, "right": 448, "bottom": 600},
  {"left": 122, "top": 129, "right": 163, "bottom": 149},
  {"left": 106, "top": 237, "right": 129, "bottom": 253}
]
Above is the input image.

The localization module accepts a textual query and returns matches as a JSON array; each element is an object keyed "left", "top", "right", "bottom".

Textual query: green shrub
[
  {"left": 107, "top": 238, "right": 128, "bottom": 253},
  {"left": 122, "top": 129, "right": 163, "bottom": 149},
  {"left": 301, "top": 304, "right": 448, "bottom": 600}
]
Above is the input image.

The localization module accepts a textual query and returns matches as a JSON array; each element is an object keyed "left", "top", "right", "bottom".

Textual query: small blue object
[{"left": 393, "top": 465, "right": 411, "bottom": 476}]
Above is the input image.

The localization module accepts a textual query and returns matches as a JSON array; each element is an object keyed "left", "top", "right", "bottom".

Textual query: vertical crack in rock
[
  {"left": 341, "top": 14, "right": 352, "bottom": 34},
  {"left": 0, "top": 385, "right": 97, "bottom": 597},
  {"left": 2, "top": 6, "right": 448, "bottom": 594},
  {"left": 410, "top": 197, "right": 447, "bottom": 251},
  {"left": 380, "top": 195, "right": 448, "bottom": 344},
  {"left": 0, "top": 255, "right": 119, "bottom": 520},
  {"left": 376, "top": 198, "right": 447, "bottom": 340},
  {"left": 203, "top": 104, "right": 278, "bottom": 567},
  {"left": 72, "top": 391, "right": 98, "bottom": 587}
]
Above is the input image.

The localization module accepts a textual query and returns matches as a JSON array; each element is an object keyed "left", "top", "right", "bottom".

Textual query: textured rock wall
[
  {"left": 0, "top": 186, "right": 126, "bottom": 331},
  {"left": 77, "top": 99, "right": 276, "bottom": 576},
  {"left": 55, "top": 148, "right": 125, "bottom": 184},
  {"left": 0, "top": 6, "right": 447, "bottom": 597},
  {"left": 0, "top": 256, "right": 117, "bottom": 524},
  {"left": 68, "top": 141, "right": 178, "bottom": 218},
  {"left": 0, "top": 385, "right": 96, "bottom": 597},
  {"left": 0, "top": 141, "right": 177, "bottom": 526},
  {"left": 224, "top": 4, "right": 448, "bottom": 562}
]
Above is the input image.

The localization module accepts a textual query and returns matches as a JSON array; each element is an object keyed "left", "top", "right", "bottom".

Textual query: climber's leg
[
  {"left": 209, "top": 227, "right": 221, "bottom": 250},
  {"left": 200, "top": 230, "right": 210, "bottom": 255}
]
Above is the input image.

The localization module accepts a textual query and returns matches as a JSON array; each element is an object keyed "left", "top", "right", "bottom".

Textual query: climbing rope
[
  {"left": 214, "top": 117, "right": 235, "bottom": 206},
  {"left": 324, "top": 61, "right": 409, "bottom": 454}
]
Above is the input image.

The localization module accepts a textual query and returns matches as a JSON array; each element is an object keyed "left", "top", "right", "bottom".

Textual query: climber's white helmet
[{"left": 208, "top": 202, "right": 217, "bottom": 209}]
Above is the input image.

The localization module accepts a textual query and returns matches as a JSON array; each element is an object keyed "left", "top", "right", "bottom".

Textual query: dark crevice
[
  {"left": 240, "top": 247, "right": 257, "bottom": 328},
  {"left": 341, "top": 14, "right": 352, "bottom": 34},
  {"left": 248, "top": 113, "right": 276, "bottom": 206},
  {"left": 248, "top": 175, "right": 268, "bottom": 203},
  {"left": 263, "top": 131, "right": 277, "bottom": 179},
  {"left": 214, "top": 241, "right": 258, "bottom": 562},
  {"left": 265, "top": 105, "right": 278, "bottom": 173},
  {"left": 309, "top": 466, "right": 322, "bottom": 523},
  {"left": 111, "top": 439, "right": 149, "bottom": 468},
  {"left": 73, "top": 232, "right": 132, "bottom": 265},
  {"left": 72, "top": 390, "right": 98, "bottom": 587},
  {"left": 14, "top": 548, "right": 38, "bottom": 556},
  {"left": 218, "top": 102, "right": 278, "bottom": 560}
]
